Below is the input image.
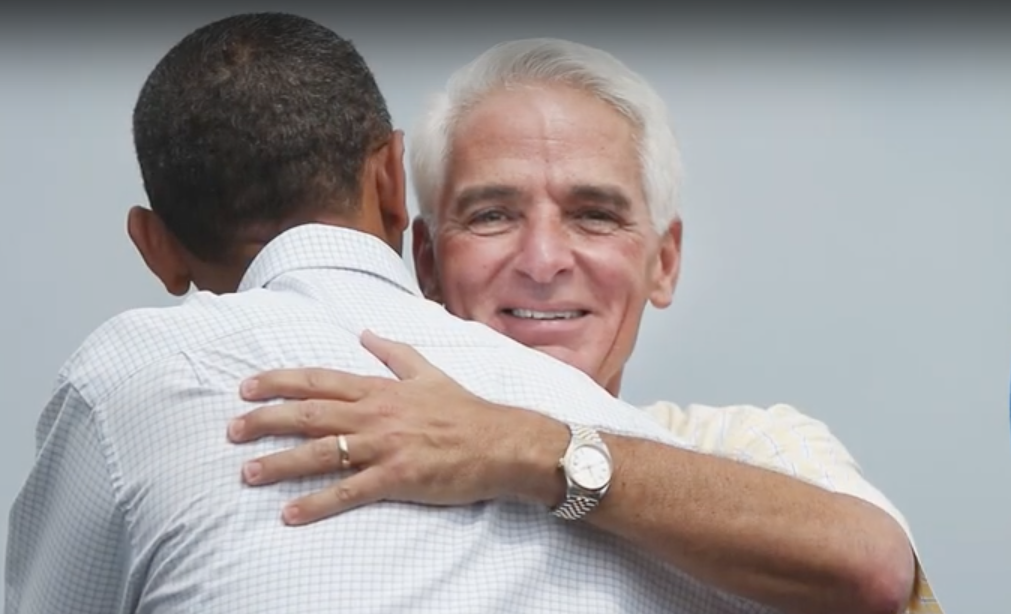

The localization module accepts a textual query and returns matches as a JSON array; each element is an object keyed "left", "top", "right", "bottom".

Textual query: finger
[
  {"left": 360, "top": 330, "right": 442, "bottom": 380},
  {"left": 242, "top": 434, "right": 377, "bottom": 486},
  {"left": 229, "top": 399, "right": 359, "bottom": 443},
  {"left": 281, "top": 466, "right": 388, "bottom": 525},
  {"left": 240, "top": 367, "right": 383, "bottom": 402}
]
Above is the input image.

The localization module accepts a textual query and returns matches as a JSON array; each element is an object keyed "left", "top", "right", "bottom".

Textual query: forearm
[{"left": 509, "top": 414, "right": 915, "bottom": 614}]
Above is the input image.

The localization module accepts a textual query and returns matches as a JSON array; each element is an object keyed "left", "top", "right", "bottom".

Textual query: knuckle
[
  {"left": 313, "top": 436, "right": 339, "bottom": 467},
  {"left": 386, "top": 458, "right": 412, "bottom": 483},
  {"left": 375, "top": 401, "right": 400, "bottom": 420},
  {"left": 297, "top": 401, "right": 323, "bottom": 431},
  {"left": 385, "top": 430, "right": 409, "bottom": 448},
  {"left": 368, "top": 377, "right": 394, "bottom": 394},
  {"left": 333, "top": 482, "right": 356, "bottom": 504},
  {"left": 304, "top": 369, "right": 329, "bottom": 393},
  {"left": 351, "top": 376, "right": 382, "bottom": 400},
  {"left": 385, "top": 450, "right": 420, "bottom": 484}
]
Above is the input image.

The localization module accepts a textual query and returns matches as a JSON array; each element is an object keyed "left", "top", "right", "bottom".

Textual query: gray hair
[{"left": 409, "top": 37, "right": 683, "bottom": 230}]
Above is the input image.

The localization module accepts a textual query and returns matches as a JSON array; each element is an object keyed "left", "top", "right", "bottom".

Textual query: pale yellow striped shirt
[{"left": 643, "top": 401, "right": 942, "bottom": 613}]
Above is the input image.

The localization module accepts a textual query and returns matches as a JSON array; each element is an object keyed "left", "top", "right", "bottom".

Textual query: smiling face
[{"left": 414, "top": 83, "right": 681, "bottom": 394}]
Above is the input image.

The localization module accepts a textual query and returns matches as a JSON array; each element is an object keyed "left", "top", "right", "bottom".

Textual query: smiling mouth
[{"left": 502, "top": 308, "right": 589, "bottom": 321}]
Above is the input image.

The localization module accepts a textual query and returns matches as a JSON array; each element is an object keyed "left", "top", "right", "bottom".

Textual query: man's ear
[
  {"left": 375, "top": 130, "right": 410, "bottom": 251},
  {"left": 648, "top": 218, "right": 682, "bottom": 309},
  {"left": 127, "top": 206, "right": 192, "bottom": 296},
  {"left": 412, "top": 217, "right": 442, "bottom": 303}
]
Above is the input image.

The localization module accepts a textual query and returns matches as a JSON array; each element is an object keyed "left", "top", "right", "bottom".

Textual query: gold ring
[{"left": 337, "top": 434, "right": 351, "bottom": 470}]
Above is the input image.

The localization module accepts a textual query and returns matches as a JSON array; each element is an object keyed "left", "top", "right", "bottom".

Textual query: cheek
[
  {"left": 435, "top": 237, "right": 502, "bottom": 314},
  {"left": 580, "top": 240, "right": 651, "bottom": 304}
]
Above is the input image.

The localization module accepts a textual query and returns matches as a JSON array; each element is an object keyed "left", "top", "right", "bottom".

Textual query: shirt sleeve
[
  {"left": 644, "top": 400, "right": 945, "bottom": 613},
  {"left": 726, "top": 403, "right": 913, "bottom": 533},
  {"left": 645, "top": 401, "right": 911, "bottom": 528},
  {"left": 5, "top": 379, "right": 133, "bottom": 614}
]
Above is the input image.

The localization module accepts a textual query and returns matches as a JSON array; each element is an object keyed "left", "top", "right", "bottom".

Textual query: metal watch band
[
  {"left": 571, "top": 424, "right": 604, "bottom": 446},
  {"left": 551, "top": 494, "right": 600, "bottom": 520},
  {"left": 550, "top": 425, "right": 608, "bottom": 521}
]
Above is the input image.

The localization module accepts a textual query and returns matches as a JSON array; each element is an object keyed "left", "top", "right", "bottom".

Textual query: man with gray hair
[{"left": 230, "top": 37, "right": 942, "bottom": 613}]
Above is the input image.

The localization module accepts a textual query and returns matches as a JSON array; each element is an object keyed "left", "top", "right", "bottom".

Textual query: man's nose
[{"left": 514, "top": 216, "right": 575, "bottom": 284}]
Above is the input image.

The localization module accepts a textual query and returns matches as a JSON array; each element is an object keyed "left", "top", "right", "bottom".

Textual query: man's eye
[
  {"left": 469, "top": 209, "right": 509, "bottom": 225},
  {"left": 577, "top": 209, "right": 616, "bottom": 221},
  {"left": 463, "top": 208, "right": 516, "bottom": 235},
  {"left": 574, "top": 208, "right": 622, "bottom": 231}
]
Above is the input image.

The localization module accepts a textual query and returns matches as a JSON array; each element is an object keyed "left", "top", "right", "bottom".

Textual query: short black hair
[{"left": 132, "top": 12, "right": 392, "bottom": 262}]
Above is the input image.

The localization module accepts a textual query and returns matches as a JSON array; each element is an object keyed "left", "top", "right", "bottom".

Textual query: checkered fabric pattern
[{"left": 8, "top": 224, "right": 795, "bottom": 614}]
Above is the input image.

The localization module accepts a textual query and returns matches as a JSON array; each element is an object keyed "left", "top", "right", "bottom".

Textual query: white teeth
[{"left": 508, "top": 309, "right": 584, "bottom": 320}]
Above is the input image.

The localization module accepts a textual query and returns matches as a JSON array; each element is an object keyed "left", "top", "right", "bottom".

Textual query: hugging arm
[
  {"left": 578, "top": 427, "right": 916, "bottom": 614},
  {"left": 229, "top": 332, "right": 915, "bottom": 614}
]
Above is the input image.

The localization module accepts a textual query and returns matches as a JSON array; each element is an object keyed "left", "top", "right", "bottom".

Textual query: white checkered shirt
[{"left": 5, "top": 224, "right": 793, "bottom": 614}]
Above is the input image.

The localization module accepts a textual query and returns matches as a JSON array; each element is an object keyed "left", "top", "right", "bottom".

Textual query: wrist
[{"left": 495, "top": 406, "right": 569, "bottom": 507}]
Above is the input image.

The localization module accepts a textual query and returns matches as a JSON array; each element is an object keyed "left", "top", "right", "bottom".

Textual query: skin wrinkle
[{"left": 425, "top": 83, "right": 677, "bottom": 396}]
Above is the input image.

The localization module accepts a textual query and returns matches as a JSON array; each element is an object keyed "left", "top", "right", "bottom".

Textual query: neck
[
  {"left": 191, "top": 213, "right": 382, "bottom": 294},
  {"left": 604, "top": 369, "right": 623, "bottom": 397}
]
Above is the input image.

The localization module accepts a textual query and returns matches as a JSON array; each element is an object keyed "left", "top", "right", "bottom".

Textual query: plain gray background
[{"left": 1, "top": 6, "right": 1008, "bottom": 611}]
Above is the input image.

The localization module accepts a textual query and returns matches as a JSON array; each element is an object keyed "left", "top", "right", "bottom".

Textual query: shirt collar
[{"left": 237, "top": 223, "right": 422, "bottom": 297}]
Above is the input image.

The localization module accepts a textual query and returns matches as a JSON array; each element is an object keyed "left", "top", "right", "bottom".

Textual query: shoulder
[
  {"left": 415, "top": 325, "right": 673, "bottom": 442},
  {"left": 647, "top": 398, "right": 829, "bottom": 436},
  {"left": 644, "top": 399, "right": 913, "bottom": 531},
  {"left": 58, "top": 305, "right": 186, "bottom": 402},
  {"left": 643, "top": 399, "right": 901, "bottom": 502},
  {"left": 641, "top": 400, "right": 860, "bottom": 472},
  {"left": 58, "top": 290, "right": 301, "bottom": 407},
  {"left": 642, "top": 400, "right": 832, "bottom": 440}
]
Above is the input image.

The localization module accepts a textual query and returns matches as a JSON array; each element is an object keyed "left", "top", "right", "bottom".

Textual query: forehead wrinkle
[{"left": 447, "top": 84, "right": 644, "bottom": 215}]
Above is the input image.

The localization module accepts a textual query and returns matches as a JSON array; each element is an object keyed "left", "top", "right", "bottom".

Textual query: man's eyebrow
[
  {"left": 451, "top": 185, "right": 521, "bottom": 214},
  {"left": 568, "top": 185, "right": 631, "bottom": 210}
]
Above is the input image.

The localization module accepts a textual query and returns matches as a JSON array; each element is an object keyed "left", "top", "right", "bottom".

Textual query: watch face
[{"left": 568, "top": 445, "right": 611, "bottom": 490}]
